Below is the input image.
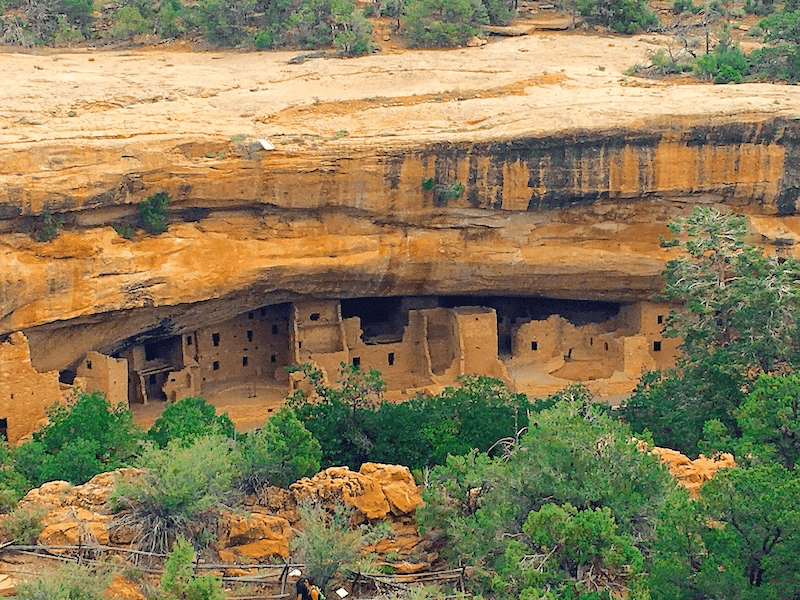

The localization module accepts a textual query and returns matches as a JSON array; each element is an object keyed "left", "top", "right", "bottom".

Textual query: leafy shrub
[
  {"left": 752, "top": 10, "right": 800, "bottom": 81},
  {"left": 155, "top": 0, "right": 184, "bottom": 37},
  {"left": 187, "top": 0, "right": 255, "bottom": 45},
  {"left": 481, "top": 0, "right": 515, "bottom": 24},
  {"left": 1, "top": 504, "right": 48, "bottom": 544},
  {"left": 576, "top": 0, "right": 657, "bottom": 33},
  {"left": 0, "top": 443, "right": 29, "bottom": 509},
  {"left": 53, "top": 14, "right": 83, "bottom": 44},
  {"left": 648, "top": 48, "right": 693, "bottom": 74},
  {"left": 672, "top": 0, "right": 698, "bottom": 13},
  {"left": 110, "top": 5, "right": 148, "bottom": 39},
  {"left": 113, "top": 435, "right": 240, "bottom": 554},
  {"left": 292, "top": 365, "right": 535, "bottom": 471},
  {"left": 16, "top": 563, "right": 113, "bottom": 600},
  {"left": 148, "top": 396, "right": 235, "bottom": 448},
  {"left": 236, "top": 407, "right": 321, "bottom": 492},
  {"left": 701, "top": 372, "right": 800, "bottom": 468},
  {"left": 36, "top": 212, "right": 64, "bottom": 242},
  {"left": 417, "top": 400, "right": 674, "bottom": 564},
  {"left": 492, "top": 502, "right": 646, "bottom": 598},
  {"left": 292, "top": 501, "right": 365, "bottom": 588},
  {"left": 283, "top": 0, "right": 372, "bottom": 52},
  {"left": 333, "top": 5, "right": 374, "bottom": 55},
  {"left": 404, "top": 0, "right": 488, "bottom": 47},
  {"left": 114, "top": 224, "right": 136, "bottom": 239},
  {"left": 161, "top": 535, "right": 226, "bottom": 600},
  {"left": 139, "top": 191, "right": 170, "bottom": 235},
  {"left": 417, "top": 398, "right": 672, "bottom": 598},
  {"left": 14, "top": 390, "right": 143, "bottom": 487},
  {"left": 743, "top": 0, "right": 775, "bottom": 15},
  {"left": 651, "top": 464, "right": 800, "bottom": 600},
  {"left": 695, "top": 43, "right": 749, "bottom": 82}
]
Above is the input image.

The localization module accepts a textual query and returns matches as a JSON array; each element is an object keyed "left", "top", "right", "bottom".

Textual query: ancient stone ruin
[{"left": 2, "top": 46, "right": 800, "bottom": 439}]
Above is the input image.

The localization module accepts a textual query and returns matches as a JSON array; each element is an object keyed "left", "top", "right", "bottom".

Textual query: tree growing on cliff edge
[
  {"left": 139, "top": 191, "right": 170, "bottom": 235},
  {"left": 622, "top": 206, "right": 800, "bottom": 456}
]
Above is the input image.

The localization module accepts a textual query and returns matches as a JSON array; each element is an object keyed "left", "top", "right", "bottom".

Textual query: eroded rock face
[
  {"left": 17, "top": 462, "right": 425, "bottom": 565},
  {"left": 652, "top": 447, "right": 736, "bottom": 497},
  {"left": 217, "top": 509, "right": 292, "bottom": 561},
  {"left": 290, "top": 463, "right": 423, "bottom": 521},
  {"left": 19, "top": 469, "right": 142, "bottom": 547}
]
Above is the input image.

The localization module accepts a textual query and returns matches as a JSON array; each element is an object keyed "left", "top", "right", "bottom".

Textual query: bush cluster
[{"left": 290, "top": 365, "right": 562, "bottom": 470}]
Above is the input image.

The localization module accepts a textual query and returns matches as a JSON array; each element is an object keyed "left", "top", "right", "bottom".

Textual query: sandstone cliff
[{"left": 3, "top": 34, "right": 800, "bottom": 419}]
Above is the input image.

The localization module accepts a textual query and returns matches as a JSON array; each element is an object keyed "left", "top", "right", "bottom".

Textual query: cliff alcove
[{"left": 3, "top": 30, "right": 800, "bottom": 438}]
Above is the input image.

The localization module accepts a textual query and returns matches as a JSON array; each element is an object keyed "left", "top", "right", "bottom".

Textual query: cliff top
[{"left": 2, "top": 27, "right": 798, "bottom": 153}]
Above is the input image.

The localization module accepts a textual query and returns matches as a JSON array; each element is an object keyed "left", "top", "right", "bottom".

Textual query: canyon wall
[
  {"left": 3, "top": 118, "right": 799, "bottom": 350},
  {"left": 3, "top": 112, "right": 800, "bottom": 437}
]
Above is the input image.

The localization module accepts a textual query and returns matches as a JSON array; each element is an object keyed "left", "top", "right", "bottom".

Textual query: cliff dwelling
[
  {"left": 3, "top": 41, "right": 800, "bottom": 443},
  {"left": 1, "top": 294, "right": 679, "bottom": 441}
]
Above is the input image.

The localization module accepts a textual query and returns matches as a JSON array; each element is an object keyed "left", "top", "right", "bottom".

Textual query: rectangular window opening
[
  {"left": 242, "top": 356, "right": 249, "bottom": 367},
  {"left": 653, "top": 341, "right": 662, "bottom": 352},
  {"left": 247, "top": 330, "right": 253, "bottom": 342},
  {"left": 271, "top": 355, "right": 277, "bottom": 363},
  {"left": 86, "top": 360, "right": 92, "bottom": 370},
  {"left": 186, "top": 335, "right": 193, "bottom": 346},
  {"left": 272, "top": 325, "right": 279, "bottom": 335},
  {"left": 352, "top": 357, "right": 361, "bottom": 367},
  {"left": 657, "top": 315, "right": 664, "bottom": 324},
  {"left": 310, "top": 313, "right": 320, "bottom": 321},
  {"left": 213, "top": 361, "right": 220, "bottom": 370},
  {"left": 388, "top": 352, "right": 395, "bottom": 366},
  {"left": 212, "top": 333, "right": 220, "bottom": 347},
  {"left": 531, "top": 341, "right": 538, "bottom": 351}
]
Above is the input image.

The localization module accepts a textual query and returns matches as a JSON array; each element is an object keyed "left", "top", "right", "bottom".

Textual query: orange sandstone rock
[
  {"left": 358, "top": 463, "right": 423, "bottom": 515},
  {"left": 652, "top": 447, "right": 736, "bottom": 497}
]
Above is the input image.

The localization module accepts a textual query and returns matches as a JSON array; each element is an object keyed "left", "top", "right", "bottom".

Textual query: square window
[
  {"left": 310, "top": 313, "right": 320, "bottom": 321},
  {"left": 271, "top": 355, "right": 277, "bottom": 363},
  {"left": 213, "top": 361, "right": 220, "bottom": 370},
  {"left": 352, "top": 357, "right": 361, "bottom": 367},
  {"left": 653, "top": 341, "right": 662, "bottom": 352},
  {"left": 212, "top": 333, "right": 220, "bottom": 347}
]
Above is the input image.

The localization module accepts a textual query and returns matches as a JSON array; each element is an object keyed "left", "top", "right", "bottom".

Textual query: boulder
[
  {"left": 38, "top": 506, "right": 112, "bottom": 546},
  {"left": 0, "top": 574, "right": 17, "bottom": 597},
  {"left": 291, "top": 466, "right": 391, "bottom": 520},
  {"left": 217, "top": 509, "right": 291, "bottom": 560},
  {"left": 652, "top": 447, "right": 736, "bottom": 497},
  {"left": 359, "top": 463, "right": 423, "bottom": 515}
]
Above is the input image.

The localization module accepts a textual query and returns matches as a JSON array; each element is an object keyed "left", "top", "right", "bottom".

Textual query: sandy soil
[{"left": 1, "top": 23, "right": 799, "bottom": 153}]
